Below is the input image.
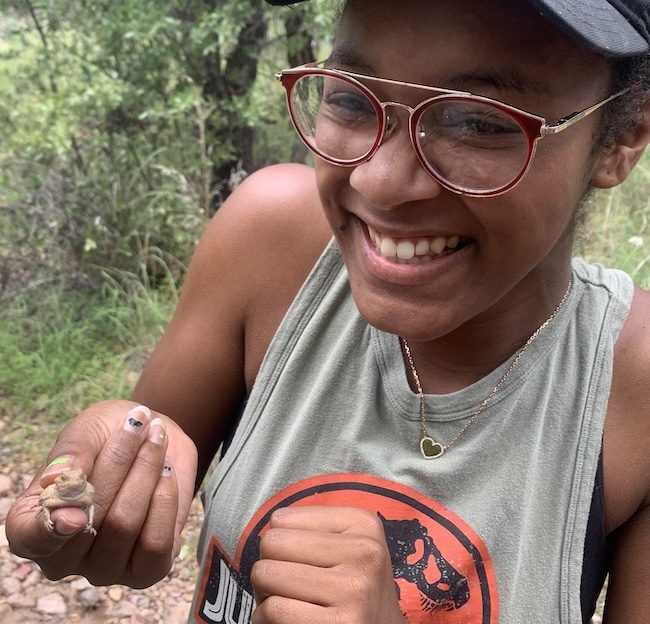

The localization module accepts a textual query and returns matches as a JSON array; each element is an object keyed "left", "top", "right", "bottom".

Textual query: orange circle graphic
[{"left": 235, "top": 473, "right": 498, "bottom": 623}]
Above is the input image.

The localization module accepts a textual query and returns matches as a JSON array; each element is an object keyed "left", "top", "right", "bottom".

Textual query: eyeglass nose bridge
[{"left": 379, "top": 101, "right": 417, "bottom": 143}]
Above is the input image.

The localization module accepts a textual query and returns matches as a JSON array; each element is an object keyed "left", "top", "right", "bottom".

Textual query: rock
[
  {"left": 0, "top": 475, "right": 13, "bottom": 496},
  {"left": 108, "top": 586, "right": 124, "bottom": 601},
  {"left": 107, "top": 599, "right": 136, "bottom": 617},
  {"left": 36, "top": 591, "right": 67, "bottom": 614},
  {"left": 22, "top": 569, "right": 42, "bottom": 588},
  {"left": 1, "top": 575, "right": 22, "bottom": 595},
  {"left": 8, "top": 592, "right": 36, "bottom": 608},
  {"left": 71, "top": 577, "right": 92, "bottom": 591},
  {"left": 11, "top": 562, "right": 35, "bottom": 580},
  {"left": 80, "top": 586, "right": 102, "bottom": 608},
  {"left": 0, "top": 497, "right": 14, "bottom": 522},
  {"left": 0, "top": 523, "right": 9, "bottom": 548}
]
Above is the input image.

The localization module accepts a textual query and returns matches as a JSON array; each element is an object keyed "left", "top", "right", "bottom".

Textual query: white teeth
[
  {"left": 430, "top": 237, "right": 446, "bottom": 255},
  {"left": 415, "top": 239, "right": 430, "bottom": 255},
  {"left": 396, "top": 240, "right": 415, "bottom": 260},
  {"left": 380, "top": 237, "right": 397, "bottom": 258},
  {"left": 368, "top": 226, "right": 464, "bottom": 263}
]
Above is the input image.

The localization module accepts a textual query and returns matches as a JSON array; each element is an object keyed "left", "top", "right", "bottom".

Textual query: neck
[{"left": 403, "top": 267, "right": 573, "bottom": 394}]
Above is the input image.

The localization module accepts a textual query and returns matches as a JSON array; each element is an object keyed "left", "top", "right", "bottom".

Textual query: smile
[{"left": 367, "top": 225, "right": 467, "bottom": 264}]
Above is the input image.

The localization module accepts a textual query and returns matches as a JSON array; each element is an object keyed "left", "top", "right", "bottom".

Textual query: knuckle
[
  {"left": 106, "top": 516, "right": 141, "bottom": 541},
  {"left": 101, "top": 444, "right": 137, "bottom": 469},
  {"left": 138, "top": 532, "right": 174, "bottom": 558},
  {"left": 258, "top": 528, "right": 282, "bottom": 557},
  {"left": 131, "top": 451, "right": 163, "bottom": 473},
  {"left": 250, "top": 559, "right": 271, "bottom": 589},
  {"left": 356, "top": 534, "right": 386, "bottom": 562},
  {"left": 357, "top": 509, "right": 384, "bottom": 534},
  {"left": 257, "top": 595, "right": 288, "bottom": 621}
]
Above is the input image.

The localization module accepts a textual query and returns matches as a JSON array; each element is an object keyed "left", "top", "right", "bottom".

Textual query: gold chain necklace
[{"left": 402, "top": 277, "right": 573, "bottom": 459}]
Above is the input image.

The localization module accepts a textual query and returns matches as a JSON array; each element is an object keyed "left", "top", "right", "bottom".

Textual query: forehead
[{"left": 334, "top": 0, "right": 611, "bottom": 96}]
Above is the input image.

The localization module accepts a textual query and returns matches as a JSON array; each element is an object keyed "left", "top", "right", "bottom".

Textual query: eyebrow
[
  {"left": 444, "top": 68, "right": 551, "bottom": 97},
  {"left": 325, "top": 47, "right": 376, "bottom": 75},
  {"left": 326, "top": 47, "right": 551, "bottom": 97}
]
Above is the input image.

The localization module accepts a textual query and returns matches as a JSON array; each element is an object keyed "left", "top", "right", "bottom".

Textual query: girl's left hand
[{"left": 251, "top": 506, "right": 407, "bottom": 624}]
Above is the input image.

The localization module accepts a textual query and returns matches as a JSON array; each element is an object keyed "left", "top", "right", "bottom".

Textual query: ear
[{"left": 589, "top": 100, "right": 650, "bottom": 189}]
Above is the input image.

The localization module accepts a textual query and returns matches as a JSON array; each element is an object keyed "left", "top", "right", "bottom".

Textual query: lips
[{"left": 367, "top": 225, "right": 467, "bottom": 264}]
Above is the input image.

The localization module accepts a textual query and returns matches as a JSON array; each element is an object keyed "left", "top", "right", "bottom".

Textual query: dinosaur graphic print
[{"left": 194, "top": 474, "right": 498, "bottom": 623}]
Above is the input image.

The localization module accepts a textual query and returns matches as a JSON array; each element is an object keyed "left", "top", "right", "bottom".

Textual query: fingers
[
  {"left": 252, "top": 558, "right": 337, "bottom": 606},
  {"left": 6, "top": 400, "right": 139, "bottom": 560},
  {"left": 6, "top": 401, "right": 186, "bottom": 588},
  {"left": 268, "top": 505, "right": 385, "bottom": 537},
  {"left": 259, "top": 527, "right": 378, "bottom": 568},
  {"left": 83, "top": 415, "right": 171, "bottom": 584},
  {"left": 251, "top": 506, "right": 404, "bottom": 624},
  {"left": 128, "top": 460, "right": 179, "bottom": 588},
  {"left": 252, "top": 596, "right": 327, "bottom": 624}
]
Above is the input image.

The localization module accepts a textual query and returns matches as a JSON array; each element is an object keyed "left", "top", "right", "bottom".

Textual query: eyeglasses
[{"left": 276, "top": 62, "right": 629, "bottom": 197}]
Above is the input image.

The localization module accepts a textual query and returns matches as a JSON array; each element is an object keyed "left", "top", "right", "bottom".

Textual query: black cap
[{"left": 265, "top": 0, "right": 650, "bottom": 57}]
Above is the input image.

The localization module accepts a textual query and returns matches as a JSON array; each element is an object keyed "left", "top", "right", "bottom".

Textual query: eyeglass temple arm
[{"left": 541, "top": 87, "right": 631, "bottom": 136}]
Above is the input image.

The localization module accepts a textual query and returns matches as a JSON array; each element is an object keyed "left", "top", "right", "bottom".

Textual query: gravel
[{"left": 0, "top": 458, "right": 204, "bottom": 624}]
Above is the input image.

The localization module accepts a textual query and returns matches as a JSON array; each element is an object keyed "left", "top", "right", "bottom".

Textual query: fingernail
[
  {"left": 55, "top": 516, "right": 84, "bottom": 536},
  {"left": 161, "top": 456, "right": 172, "bottom": 477},
  {"left": 147, "top": 417, "right": 166, "bottom": 445},
  {"left": 42, "top": 456, "right": 74, "bottom": 479},
  {"left": 124, "top": 406, "right": 151, "bottom": 433},
  {"left": 129, "top": 405, "right": 152, "bottom": 421},
  {"left": 46, "top": 456, "right": 73, "bottom": 469}
]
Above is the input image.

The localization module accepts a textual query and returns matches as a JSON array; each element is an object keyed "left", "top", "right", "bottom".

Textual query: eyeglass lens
[{"left": 289, "top": 73, "right": 533, "bottom": 194}]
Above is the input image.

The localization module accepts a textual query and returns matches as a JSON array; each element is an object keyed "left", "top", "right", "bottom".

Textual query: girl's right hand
[{"left": 5, "top": 400, "right": 198, "bottom": 589}]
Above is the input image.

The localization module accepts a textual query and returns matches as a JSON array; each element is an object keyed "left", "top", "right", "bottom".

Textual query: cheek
[{"left": 314, "top": 160, "right": 353, "bottom": 224}]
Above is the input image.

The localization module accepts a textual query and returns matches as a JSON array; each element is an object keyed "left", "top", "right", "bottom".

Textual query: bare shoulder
[
  {"left": 603, "top": 286, "right": 650, "bottom": 620},
  {"left": 212, "top": 163, "right": 333, "bottom": 387},
  {"left": 613, "top": 285, "right": 650, "bottom": 369},
  {"left": 132, "top": 164, "right": 331, "bottom": 473},
  {"left": 606, "top": 286, "right": 650, "bottom": 524}
]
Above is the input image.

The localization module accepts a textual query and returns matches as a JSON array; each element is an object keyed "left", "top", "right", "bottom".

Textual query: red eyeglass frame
[{"left": 276, "top": 62, "right": 630, "bottom": 197}]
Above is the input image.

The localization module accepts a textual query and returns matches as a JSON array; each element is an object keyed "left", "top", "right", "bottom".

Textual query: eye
[
  {"left": 321, "top": 78, "right": 377, "bottom": 125},
  {"left": 419, "top": 101, "right": 525, "bottom": 150},
  {"left": 443, "top": 109, "right": 520, "bottom": 136}
]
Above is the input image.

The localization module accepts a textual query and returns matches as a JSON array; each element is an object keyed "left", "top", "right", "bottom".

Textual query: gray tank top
[{"left": 190, "top": 239, "right": 633, "bottom": 624}]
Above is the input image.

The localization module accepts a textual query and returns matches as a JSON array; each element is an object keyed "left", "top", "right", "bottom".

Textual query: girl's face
[{"left": 315, "top": 0, "right": 618, "bottom": 342}]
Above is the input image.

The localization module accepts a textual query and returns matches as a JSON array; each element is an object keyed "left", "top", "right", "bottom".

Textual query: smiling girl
[{"left": 8, "top": 0, "right": 650, "bottom": 622}]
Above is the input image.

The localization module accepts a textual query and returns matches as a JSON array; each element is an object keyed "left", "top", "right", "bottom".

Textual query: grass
[
  {"left": 578, "top": 151, "right": 650, "bottom": 289},
  {"left": 0, "top": 275, "right": 178, "bottom": 426}
]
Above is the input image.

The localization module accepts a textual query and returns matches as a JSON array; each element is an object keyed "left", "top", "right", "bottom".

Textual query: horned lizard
[{"left": 38, "top": 468, "right": 97, "bottom": 536}]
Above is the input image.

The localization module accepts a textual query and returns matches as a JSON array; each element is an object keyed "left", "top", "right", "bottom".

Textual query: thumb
[{"left": 6, "top": 400, "right": 146, "bottom": 559}]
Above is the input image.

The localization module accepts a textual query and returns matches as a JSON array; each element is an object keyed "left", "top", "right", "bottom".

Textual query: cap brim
[
  {"left": 265, "top": 0, "right": 649, "bottom": 56},
  {"left": 510, "top": 0, "right": 647, "bottom": 56}
]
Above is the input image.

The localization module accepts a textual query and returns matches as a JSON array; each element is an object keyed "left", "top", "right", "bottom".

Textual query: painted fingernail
[
  {"left": 42, "top": 456, "right": 74, "bottom": 479},
  {"left": 147, "top": 417, "right": 166, "bottom": 445},
  {"left": 128, "top": 405, "right": 152, "bottom": 421},
  {"left": 46, "top": 456, "right": 73, "bottom": 469},
  {"left": 161, "top": 456, "right": 172, "bottom": 477},
  {"left": 124, "top": 415, "right": 146, "bottom": 433}
]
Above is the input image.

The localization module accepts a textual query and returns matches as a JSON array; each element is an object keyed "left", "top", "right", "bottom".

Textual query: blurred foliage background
[
  {"left": 0, "top": 0, "right": 649, "bottom": 429},
  {"left": 0, "top": 0, "right": 337, "bottom": 424}
]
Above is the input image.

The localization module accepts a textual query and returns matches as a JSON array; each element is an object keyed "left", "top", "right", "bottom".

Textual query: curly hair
[{"left": 600, "top": 53, "right": 650, "bottom": 148}]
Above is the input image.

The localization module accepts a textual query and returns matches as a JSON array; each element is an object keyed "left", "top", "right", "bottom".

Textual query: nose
[{"left": 349, "top": 108, "right": 444, "bottom": 209}]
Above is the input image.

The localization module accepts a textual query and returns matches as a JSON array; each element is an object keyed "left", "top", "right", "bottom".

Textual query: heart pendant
[{"left": 420, "top": 436, "right": 445, "bottom": 459}]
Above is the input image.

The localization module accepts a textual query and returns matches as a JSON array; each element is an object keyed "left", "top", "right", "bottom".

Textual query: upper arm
[
  {"left": 603, "top": 286, "right": 650, "bottom": 621},
  {"left": 604, "top": 506, "right": 650, "bottom": 622},
  {"left": 131, "top": 163, "right": 331, "bottom": 482}
]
